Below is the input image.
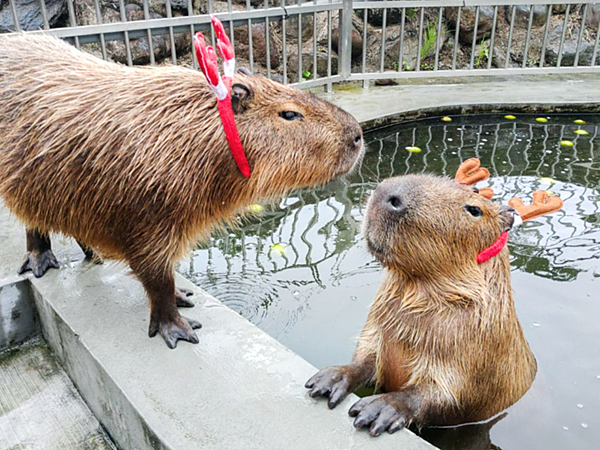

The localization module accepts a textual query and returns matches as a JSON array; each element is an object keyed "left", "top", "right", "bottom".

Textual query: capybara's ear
[
  {"left": 231, "top": 83, "right": 253, "bottom": 114},
  {"left": 508, "top": 190, "right": 563, "bottom": 221}
]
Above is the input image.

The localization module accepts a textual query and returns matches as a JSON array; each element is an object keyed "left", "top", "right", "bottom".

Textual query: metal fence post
[{"left": 338, "top": 0, "right": 353, "bottom": 80}]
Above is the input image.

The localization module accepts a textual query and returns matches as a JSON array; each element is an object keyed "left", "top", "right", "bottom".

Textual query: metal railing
[{"left": 2, "top": 0, "right": 600, "bottom": 89}]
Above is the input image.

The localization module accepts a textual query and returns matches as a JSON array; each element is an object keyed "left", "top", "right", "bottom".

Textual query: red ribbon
[
  {"left": 476, "top": 231, "right": 509, "bottom": 264},
  {"left": 193, "top": 18, "right": 251, "bottom": 178}
]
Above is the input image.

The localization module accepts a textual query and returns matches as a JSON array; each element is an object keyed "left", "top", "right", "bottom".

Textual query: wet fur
[
  {"left": 307, "top": 174, "right": 536, "bottom": 430},
  {"left": 0, "top": 33, "right": 362, "bottom": 346}
]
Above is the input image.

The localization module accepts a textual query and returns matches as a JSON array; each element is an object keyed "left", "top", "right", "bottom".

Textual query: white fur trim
[
  {"left": 223, "top": 59, "right": 236, "bottom": 79},
  {"left": 212, "top": 78, "right": 228, "bottom": 101},
  {"left": 512, "top": 211, "right": 523, "bottom": 229}
]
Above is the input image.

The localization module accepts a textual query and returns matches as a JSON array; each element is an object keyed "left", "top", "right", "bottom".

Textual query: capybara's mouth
[
  {"left": 365, "top": 236, "right": 385, "bottom": 258},
  {"left": 336, "top": 144, "right": 365, "bottom": 178}
]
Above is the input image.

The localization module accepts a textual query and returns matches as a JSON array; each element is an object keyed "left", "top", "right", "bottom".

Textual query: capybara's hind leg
[
  {"left": 132, "top": 263, "right": 201, "bottom": 349},
  {"left": 18, "top": 229, "right": 60, "bottom": 278},
  {"left": 76, "top": 240, "right": 104, "bottom": 264},
  {"left": 175, "top": 287, "right": 195, "bottom": 308}
]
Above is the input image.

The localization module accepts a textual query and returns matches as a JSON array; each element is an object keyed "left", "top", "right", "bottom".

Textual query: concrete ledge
[
  {"left": 28, "top": 263, "right": 433, "bottom": 450},
  {"left": 0, "top": 280, "right": 37, "bottom": 351},
  {"left": 323, "top": 75, "right": 600, "bottom": 130}
]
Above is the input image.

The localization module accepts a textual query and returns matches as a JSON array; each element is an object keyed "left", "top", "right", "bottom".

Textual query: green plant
[
  {"left": 392, "top": 61, "right": 412, "bottom": 71},
  {"left": 475, "top": 38, "right": 490, "bottom": 68},
  {"left": 420, "top": 21, "right": 437, "bottom": 62},
  {"left": 406, "top": 8, "right": 418, "bottom": 21},
  {"left": 301, "top": 70, "right": 311, "bottom": 82}
]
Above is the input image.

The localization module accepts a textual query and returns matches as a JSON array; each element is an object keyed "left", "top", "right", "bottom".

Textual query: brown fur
[
  {"left": 306, "top": 174, "right": 536, "bottom": 432},
  {"left": 0, "top": 33, "right": 363, "bottom": 347}
]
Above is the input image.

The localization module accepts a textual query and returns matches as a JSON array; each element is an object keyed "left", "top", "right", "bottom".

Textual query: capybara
[
  {"left": 306, "top": 160, "right": 562, "bottom": 435},
  {"left": 0, "top": 33, "right": 364, "bottom": 348}
]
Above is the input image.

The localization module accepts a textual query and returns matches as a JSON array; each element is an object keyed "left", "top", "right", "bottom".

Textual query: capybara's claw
[
  {"left": 305, "top": 366, "right": 355, "bottom": 409},
  {"left": 149, "top": 315, "right": 202, "bottom": 349},
  {"left": 349, "top": 393, "right": 412, "bottom": 436},
  {"left": 18, "top": 250, "right": 60, "bottom": 278},
  {"left": 176, "top": 287, "right": 195, "bottom": 308}
]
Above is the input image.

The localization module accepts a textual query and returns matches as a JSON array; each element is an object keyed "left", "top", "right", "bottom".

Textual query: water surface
[{"left": 182, "top": 114, "right": 600, "bottom": 450}]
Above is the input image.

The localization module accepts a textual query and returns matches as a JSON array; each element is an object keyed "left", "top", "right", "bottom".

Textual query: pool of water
[{"left": 181, "top": 113, "right": 600, "bottom": 450}]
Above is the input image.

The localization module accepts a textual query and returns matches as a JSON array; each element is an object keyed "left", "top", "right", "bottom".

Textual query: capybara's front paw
[
  {"left": 175, "top": 287, "right": 195, "bottom": 308},
  {"left": 18, "top": 250, "right": 60, "bottom": 278},
  {"left": 305, "top": 366, "right": 358, "bottom": 409},
  {"left": 349, "top": 393, "right": 413, "bottom": 436},
  {"left": 149, "top": 315, "right": 202, "bottom": 349}
]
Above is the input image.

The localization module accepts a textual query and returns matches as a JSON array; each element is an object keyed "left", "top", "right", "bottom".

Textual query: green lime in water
[
  {"left": 504, "top": 115, "right": 516, "bottom": 120},
  {"left": 536, "top": 117, "right": 548, "bottom": 123},
  {"left": 573, "top": 119, "right": 586, "bottom": 125},
  {"left": 560, "top": 140, "right": 574, "bottom": 147},
  {"left": 405, "top": 146, "right": 422, "bottom": 153},
  {"left": 573, "top": 129, "right": 590, "bottom": 136},
  {"left": 270, "top": 243, "right": 287, "bottom": 255}
]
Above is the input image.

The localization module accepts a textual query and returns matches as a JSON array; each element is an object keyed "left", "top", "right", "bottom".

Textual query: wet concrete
[
  {"left": 323, "top": 74, "right": 600, "bottom": 129},
  {"left": 0, "top": 340, "right": 115, "bottom": 450}
]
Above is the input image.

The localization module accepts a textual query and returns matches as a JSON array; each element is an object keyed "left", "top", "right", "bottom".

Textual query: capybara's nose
[
  {"left": 346, "top": 122, "right": 363, "bottom": 152},
  {"left": 386, "top": 195, "right": 406, "bottom": 213}
]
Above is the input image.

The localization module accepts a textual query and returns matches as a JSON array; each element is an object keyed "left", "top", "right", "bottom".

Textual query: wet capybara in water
[
  {"left": 0, "top": 34, "right": 364, "bottom": 348},
  {"left": 307, "top": 164, "right": 561, "bottom": 434}
]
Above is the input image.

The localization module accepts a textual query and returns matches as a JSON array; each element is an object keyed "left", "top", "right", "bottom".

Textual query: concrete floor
[
  {"left": 322, "top": 74, "right": 600, "bottom": 129},
  {"left": 0, "top": 340, "right": 115, "bottom": 450}
]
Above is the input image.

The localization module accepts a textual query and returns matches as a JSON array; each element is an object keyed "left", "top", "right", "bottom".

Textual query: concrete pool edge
[{"left": 322, "top": 75, "right": 600, "bottom": 131}]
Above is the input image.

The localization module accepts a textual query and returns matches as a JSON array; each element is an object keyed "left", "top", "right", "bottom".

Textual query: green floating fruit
[
  {"left": 441, "top": 116, "right": 452, "bottom": 122},
  {"left": 573, "top": 129, "right": 590, "bottom": 136},
  {"left": 405, "top": 146, "right": 422, "bottom": 153},
  {"left": 539, "top": 177, "right": 555, "bottom": 184},
  {"left": 560, "top": 140, "right": 574, "bottom": 147},
  {"left": 504, "top": 115, "right": 516, "bottom": 120},
  {"left": 574, "top": 119, "right": 586, "bottom": 125},
  {"left": 270, "top": 243, "right": 287, "bottom": 255},
  {"left": 535, "top": 117, "right": 548, "bottom": 123},
  {"left": 248, "top": 204, "right": 264, "bottom": 213}
]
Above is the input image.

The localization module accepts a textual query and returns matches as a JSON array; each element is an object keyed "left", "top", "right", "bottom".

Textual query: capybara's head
[
  {"left": 363, "top": 174, "right": 514, "bottom": 275},
  {"left": 223, "top": 73, "right": 363, "bottom": 194}
]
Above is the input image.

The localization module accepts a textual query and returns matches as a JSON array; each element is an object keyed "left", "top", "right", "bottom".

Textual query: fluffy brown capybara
[
  {"left": 0, "top": 33, "right": 363, "bottom": 348},
  {"left": 306, "top": 160, "right": 562, "bottom": 435}
]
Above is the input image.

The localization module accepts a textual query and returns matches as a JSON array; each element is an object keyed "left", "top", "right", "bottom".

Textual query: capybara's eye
[
  {"left": 464, "top": 205, "right": 483, "bottom": 217},
  {"left": 279, "top": 111, "right": 304, "bottom": 121}
]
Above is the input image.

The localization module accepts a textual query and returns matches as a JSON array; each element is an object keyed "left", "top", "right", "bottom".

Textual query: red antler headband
[
  {"left": 455, "top": 158, "right": 563, "bottom": 264},
  {"left": 194, "top": 16, "right": 251, "bottom": 178}
]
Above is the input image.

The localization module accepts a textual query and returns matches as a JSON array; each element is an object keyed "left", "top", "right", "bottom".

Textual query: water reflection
[{"left": 181, "top": 114, "right": 600, "bottom": 450}]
